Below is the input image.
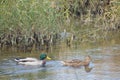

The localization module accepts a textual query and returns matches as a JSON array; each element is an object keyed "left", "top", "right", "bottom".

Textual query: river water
[{"left": 0, "top": 40, "right": 120, "bottom": 80}]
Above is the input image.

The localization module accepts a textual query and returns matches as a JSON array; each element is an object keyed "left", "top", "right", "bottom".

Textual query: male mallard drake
[
  {"left": 14, "top": 53, "right": 51, "bottom": 66},
  {"left": 61, "top": 55, "right": 94, "bottom": 72}
]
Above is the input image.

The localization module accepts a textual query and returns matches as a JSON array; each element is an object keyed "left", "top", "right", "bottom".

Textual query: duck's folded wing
[
  {"left": 15, "top": 57, "right": 38, "bottom": 62},
  {"left": 18, "top": 60, "right": 43, "bottom": 65},
  {"left": 62, "top": 59, "right": 82, "bottom": 63}
]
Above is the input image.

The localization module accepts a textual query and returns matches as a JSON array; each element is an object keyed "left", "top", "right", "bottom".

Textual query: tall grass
[
  {"left": 0, "top": 0, "right": 120, "bottom": 33},
  {"left": 0, "top": 0, "right": 63, "bottom": 33},
  {"left": 0, "top": 0, "right": 120, "bottom": 51}
]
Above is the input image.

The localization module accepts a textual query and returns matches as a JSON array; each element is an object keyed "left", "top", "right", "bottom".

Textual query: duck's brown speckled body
[{"left": 61, "top": 55, "right": 94, "bottom": 70}]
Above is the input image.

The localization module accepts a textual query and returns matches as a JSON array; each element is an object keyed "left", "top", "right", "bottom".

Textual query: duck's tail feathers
[
  {"left": 14, "top": 58, "right": 21, "bottom": 62},
  {"left": 60, "top": 61, "right": 66, "bottom": 65},
  {"left": 14, "top": 58, "right": 19, "bottom": 61}
]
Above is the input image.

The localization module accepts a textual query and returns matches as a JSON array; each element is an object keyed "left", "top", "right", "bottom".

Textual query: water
[{"left": 0, "top": 44, "right": 120, "bottom": 80}]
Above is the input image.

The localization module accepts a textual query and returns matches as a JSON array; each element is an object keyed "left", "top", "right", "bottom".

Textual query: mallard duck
[
  {"left": 14, "top": 53, "right": 51, "bottom": 66},
  {"left": 61, "top": 55, "right": 94, "bottom": 71}
]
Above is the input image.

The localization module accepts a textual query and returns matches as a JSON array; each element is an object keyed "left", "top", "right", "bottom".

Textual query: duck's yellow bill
[{"left": 46, "top": 56, "right": 51, "bottom": 60}]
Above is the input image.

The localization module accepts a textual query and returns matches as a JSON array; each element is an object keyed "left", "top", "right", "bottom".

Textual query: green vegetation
[{"left": 0, "top": 0, "right": 120, "bottom": 52}]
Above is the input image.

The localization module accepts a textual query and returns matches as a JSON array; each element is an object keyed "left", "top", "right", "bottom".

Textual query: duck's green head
[{"left": 40, "top": 53, "right": 51, "bottom": 60}]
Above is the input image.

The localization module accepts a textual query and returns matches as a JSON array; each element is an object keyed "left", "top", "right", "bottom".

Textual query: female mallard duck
[
  {"left": 61, "top": 55, "right": 94, "bottom": 72},
  {"left": 14, "top": 53, "right": 51, "bottom": 66}
]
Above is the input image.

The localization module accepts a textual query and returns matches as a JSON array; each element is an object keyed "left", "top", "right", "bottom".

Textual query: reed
[{"left": 0, "top": 0, "right": 120, "bottom": 52}]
